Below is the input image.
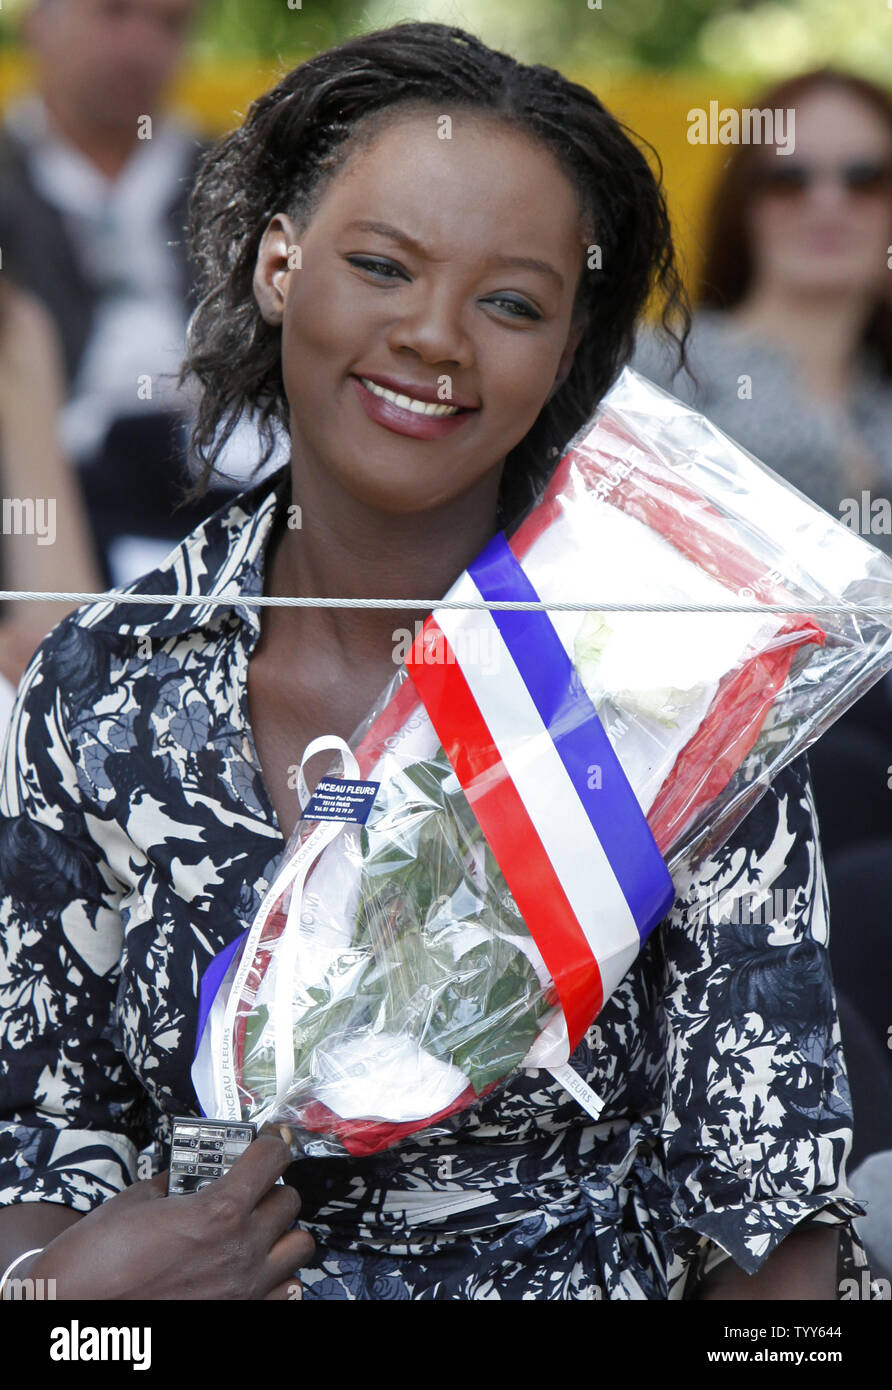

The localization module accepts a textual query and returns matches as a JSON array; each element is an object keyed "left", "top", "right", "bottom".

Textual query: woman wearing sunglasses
[
  {"left": 635, "top": 67, "right": 892, "bottom": 549},
  {"left": 634, "top": 68, "right": 892, "bottom": 857}
]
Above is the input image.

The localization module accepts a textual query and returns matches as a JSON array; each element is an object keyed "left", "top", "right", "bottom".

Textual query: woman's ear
[
  {"left": 253, "top": 214, "right": 299, "bottom": 327},
  {"left": 547, "top": 318, "right": 585, "bottom": 402}
]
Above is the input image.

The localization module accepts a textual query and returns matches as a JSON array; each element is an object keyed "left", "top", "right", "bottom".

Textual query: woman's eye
[
  {"left": 486, "top": 296, "right": 541, "bottom": 321},
  {"left": 346, "top": 255, "right": 406, "bottom": 279},
  {"left": 346, "top": 258, "right": 540, "bottom": 320}
]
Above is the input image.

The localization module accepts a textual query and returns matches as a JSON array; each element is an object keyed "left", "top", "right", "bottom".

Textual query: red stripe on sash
[{"left": 406, "top": 619, "right": 602, "bottom": 1049}]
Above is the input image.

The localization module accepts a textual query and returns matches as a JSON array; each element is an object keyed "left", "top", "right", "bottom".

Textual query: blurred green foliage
[
  {"left": 187, "top": 0, "right": 774, "bottom": 69},
  {"left": 0, "top": 0, "right": 889, "bottom": 81},
  {"left": 190, "top": 0, "right": 348, "bottom": 60}
]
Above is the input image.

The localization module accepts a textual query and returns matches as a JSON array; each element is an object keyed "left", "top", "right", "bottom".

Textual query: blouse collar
[{"left": 80, "top": 466, "right": 292, "bottom": 642}]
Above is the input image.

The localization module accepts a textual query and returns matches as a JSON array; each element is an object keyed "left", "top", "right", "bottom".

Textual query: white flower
[{"left": 573, "top": 609, "right": 707, "bottom": 728}]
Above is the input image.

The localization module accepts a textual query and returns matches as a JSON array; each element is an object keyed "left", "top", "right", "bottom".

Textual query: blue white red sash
[{"left": 406, "top": 531, "right": 675, "bottom": 1052}]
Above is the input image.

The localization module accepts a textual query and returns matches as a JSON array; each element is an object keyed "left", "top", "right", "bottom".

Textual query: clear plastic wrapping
[{"left": 193, "top": 367, "right": 892, "bottom": 1156}]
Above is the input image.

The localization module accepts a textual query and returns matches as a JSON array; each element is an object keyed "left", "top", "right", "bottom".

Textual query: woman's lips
[{"left": 350, "top": 375, "right": 478, "bottom": 440}]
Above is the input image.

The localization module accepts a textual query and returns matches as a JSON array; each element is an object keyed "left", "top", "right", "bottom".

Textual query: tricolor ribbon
[{"left": 406, "top": 531, "right": 676, "bottom": 1056}]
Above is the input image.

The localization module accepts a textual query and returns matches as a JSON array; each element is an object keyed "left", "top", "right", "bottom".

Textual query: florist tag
[{"left": 303, "top": 779, "right": 381, "bottom": 825}]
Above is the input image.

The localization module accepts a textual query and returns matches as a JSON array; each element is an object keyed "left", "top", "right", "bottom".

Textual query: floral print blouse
[{"left": 0, "top": 466, "right": 866, "bottom": 1300}]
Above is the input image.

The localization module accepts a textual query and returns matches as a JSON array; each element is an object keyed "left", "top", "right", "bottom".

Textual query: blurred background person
[
  {"left": 0, "top": 0, "right": 270, "bottom": 588},
  {"left": 635, "top": 68, "right": 892, "bottom": 549},
  {"left": 633, "top": 69, "right": 892, "bottom": 856},
  {"left": 635, "top": 67, "right": 892, "bottom": 1282},
  {"left": 0, "top": 279, "right": 104, "bottom": 734}
]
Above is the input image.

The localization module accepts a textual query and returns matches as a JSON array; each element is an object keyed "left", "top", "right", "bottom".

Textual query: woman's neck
[
  {"left": 729, "top": 283, "right": 874, "bottom": 404},
  {"left": 263, "top": 454, "right": 504, "bottom": 674}
]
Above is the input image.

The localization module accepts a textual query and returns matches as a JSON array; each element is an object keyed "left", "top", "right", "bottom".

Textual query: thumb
[{"left": 116, "top": 1169, "right": 170, "bottom": 1204}]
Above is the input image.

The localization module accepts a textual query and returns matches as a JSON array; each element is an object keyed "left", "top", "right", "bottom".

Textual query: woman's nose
[
  {"left": 385, "top": 286, "right": 475, "bottom": 370},
  {"left": 806, "top": 171, "right": 862, "bottom": 214}
]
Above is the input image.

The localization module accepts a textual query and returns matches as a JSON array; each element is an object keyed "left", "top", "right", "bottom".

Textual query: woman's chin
[
  {"left": 781, "top": 261, "right": 883, "bottom": 295},
  {"left": 323, "top": 465, "right": 492, "bottom": 520}
]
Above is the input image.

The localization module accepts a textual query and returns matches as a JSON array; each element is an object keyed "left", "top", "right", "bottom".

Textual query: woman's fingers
[
  {"left": 109, "top": 1169, "right": 170, "bottom": 1205},
  {"left": 250, "top": 1180, "right": 303, "bottom": 1248},
  {"left": 206, "top": 1127, "right": 293, "bottom": 1213},
  {"left": 263, "top": 1272, "right": 307, "bottom": 1302},
  {"left": 258, "top": 1227, "right": 316, "bottom": 1298}
]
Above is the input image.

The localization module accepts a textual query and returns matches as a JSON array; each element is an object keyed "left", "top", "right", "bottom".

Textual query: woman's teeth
[{"left": 359, "top": 377, "right": 462, "bottom": 417}]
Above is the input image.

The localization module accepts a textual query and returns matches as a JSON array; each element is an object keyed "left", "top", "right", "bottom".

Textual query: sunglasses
[{"left": 753, "top": 159, "right": 892, "bottom": 198}]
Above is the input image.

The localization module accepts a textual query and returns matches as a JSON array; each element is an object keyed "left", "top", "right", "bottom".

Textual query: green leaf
[{"left": 241, "top": 744, "right": 551, "bottom": 1114}]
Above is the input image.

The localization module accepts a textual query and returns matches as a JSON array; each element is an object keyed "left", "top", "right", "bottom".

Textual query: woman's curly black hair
[{"left": 182, "top": 20, "right": 689, "bottom": 522}]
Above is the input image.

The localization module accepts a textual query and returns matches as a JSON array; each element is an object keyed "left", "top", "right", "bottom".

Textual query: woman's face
[
  {"left": 746, "top": 86, "right": 892, "bottom": 299},
  {"left": 254, "top": 111, "right": 588, "bottom": 517}
]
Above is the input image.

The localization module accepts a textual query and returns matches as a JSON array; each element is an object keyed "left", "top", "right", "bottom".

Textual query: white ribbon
[
  {"left": 272, "top": 737, "right": 360, "bottom": 1101},
  {"left": 215, "top": 735, "right": 359, "bottom": 1121}
]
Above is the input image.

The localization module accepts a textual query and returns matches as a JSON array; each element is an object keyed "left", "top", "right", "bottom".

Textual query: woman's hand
[{"left": 26, "top": 1128, "right": 315, "bottom": 1300}]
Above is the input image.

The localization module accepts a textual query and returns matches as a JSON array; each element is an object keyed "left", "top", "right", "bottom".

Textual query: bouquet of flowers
[{"left": 192, "top": 367, "right": 892, "bottom": 1157}]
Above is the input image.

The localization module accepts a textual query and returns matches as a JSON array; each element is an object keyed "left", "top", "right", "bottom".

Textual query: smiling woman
[
  {"left": 183, "top": 27, "right": 686, "bottom": 527},
  {"left": 248, "top": 113, "right": 588, "bottom": 538},
  {"left": 0, "top": 21, "right": 866, "bottom": 1303}
]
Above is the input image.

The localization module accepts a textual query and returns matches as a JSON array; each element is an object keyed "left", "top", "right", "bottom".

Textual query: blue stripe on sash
[
  {"left": 467, "top": 532, "right": 674, "bottom": 938},
  {"left": 194, "top": 928, "right": 248, "bottom": 1060}
]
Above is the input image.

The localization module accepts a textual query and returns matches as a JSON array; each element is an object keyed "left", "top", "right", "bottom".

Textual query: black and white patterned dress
[{"left": 0, "top": 467, "right": 866, "bottom": 1299}]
